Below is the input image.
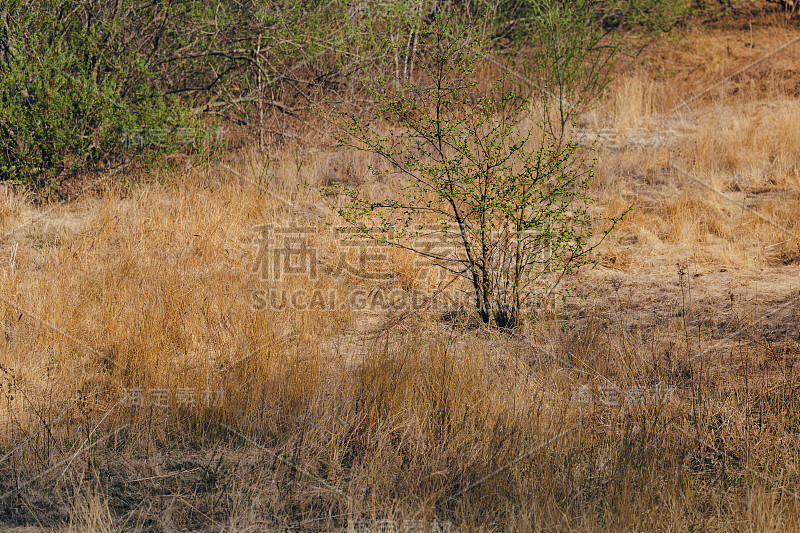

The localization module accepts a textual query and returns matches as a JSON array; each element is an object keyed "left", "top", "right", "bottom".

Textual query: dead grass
[{"left": 1, "top": 21, "right": 800, "bottom": 533}]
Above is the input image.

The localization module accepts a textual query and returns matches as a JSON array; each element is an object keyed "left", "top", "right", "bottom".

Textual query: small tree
[
  {"left": 514, "top": 0, "right": 687, "bottom": 146},
  {"left": 331, "top": 18, "right": 623, "bottom": 329}
]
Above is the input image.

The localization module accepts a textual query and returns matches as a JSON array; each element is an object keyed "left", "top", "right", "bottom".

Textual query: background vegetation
[{"left": 0, "top": 0, "right": 742, "bottom": 190}]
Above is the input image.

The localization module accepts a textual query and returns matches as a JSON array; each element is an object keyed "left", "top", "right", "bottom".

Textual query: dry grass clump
[
  {"left": 1, "top": 22, "right": 800, "bottom": 532},
  {"left": 585, "top": 25, "right": 800, "bottom": 276}
]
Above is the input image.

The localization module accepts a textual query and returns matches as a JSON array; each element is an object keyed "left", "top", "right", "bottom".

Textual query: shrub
[
  {"left": 332, "top": 16, "right": 625, "bottom": 329},
  {"left": 0, "top": 0, "right": 195, "bottom": 188}
]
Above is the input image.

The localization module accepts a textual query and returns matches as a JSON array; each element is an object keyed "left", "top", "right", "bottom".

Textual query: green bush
[
  {"left": 333, "top": 17, "right": 625, "bottom": 329},
  {"left": 0, "top": 1, "right": 196, "bottom": 188}
]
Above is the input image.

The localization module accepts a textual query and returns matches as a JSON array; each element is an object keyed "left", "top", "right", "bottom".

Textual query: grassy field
[{"left": 1, "top": 19, "right": 800, "bottom": 532}]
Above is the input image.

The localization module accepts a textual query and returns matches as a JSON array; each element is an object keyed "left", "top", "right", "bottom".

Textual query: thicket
[{"left": 0, "top": 0, "right": 771, "bottom": 190}]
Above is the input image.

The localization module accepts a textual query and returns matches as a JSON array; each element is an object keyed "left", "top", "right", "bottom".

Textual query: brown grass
[{"left": 1, "top": 22, "right": 800, "bottom": 532}]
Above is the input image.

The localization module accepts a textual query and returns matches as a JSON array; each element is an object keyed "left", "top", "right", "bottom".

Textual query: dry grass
[{"left": 1, "top": 22, "right": 800, "bottom": 532}]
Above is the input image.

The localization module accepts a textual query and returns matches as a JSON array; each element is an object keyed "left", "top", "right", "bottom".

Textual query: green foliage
[
  {"left": 502, "top": 0, "right": 691, "bottom": 34},
  {"left": 499, "top": 0, "right": 691, "bottom": 148},
  {"left": 332, "top": 18, "right": 624, "bottom": 329},
  {"left": 518, "top": 0, "right": 622, "bottom": 145},
  {"left": 597, "top": 0, "right": 692, "bottom": 31},
  {"left": 0, "top": 0, "right": 475, "bottom": 188},
  {"left": 0, "top": 0, "right": 719, "bottom": 191},
  {"left": 0, "top": 1, "right": 196, "bottom": 188}
]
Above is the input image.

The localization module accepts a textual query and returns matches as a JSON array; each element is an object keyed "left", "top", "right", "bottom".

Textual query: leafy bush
[
  {"left": 333, "top": 17, "right": 624, "bottom": 328},
  {"left": 0, "top": 1, "right": 196, "bottom": 188},
  {"left": 500, "top": 0, "right": 691, "bottom": 34}
]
